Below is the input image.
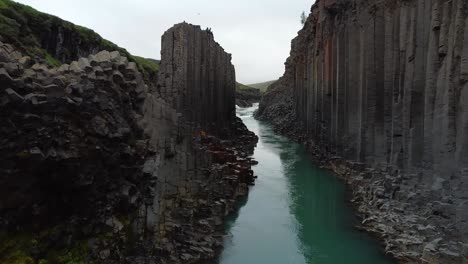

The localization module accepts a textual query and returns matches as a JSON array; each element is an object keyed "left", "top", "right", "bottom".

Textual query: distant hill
[
  {"left": 236, "top": 82, "right": 256, "bottom": 90},
  {"left": 248, "top": 80, "right": 277, "bottom": 92},
  {"left": 235, "top": 82, "right": 261, "bottom": 107}
]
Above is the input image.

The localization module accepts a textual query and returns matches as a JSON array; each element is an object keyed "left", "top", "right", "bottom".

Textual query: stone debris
[
  {"left": 256, "top": 0, "right": 468, "bottom": 263},
  {"left": 0, "top": 22, "right": 258, "bottom": 264}
]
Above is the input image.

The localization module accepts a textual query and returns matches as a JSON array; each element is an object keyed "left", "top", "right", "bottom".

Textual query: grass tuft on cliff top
[
  {"left": 132, "top": 55, "right": 160, "bottom": 78},
  {"left": 0, "top": 0, "right": 158, "bottom": 80}
]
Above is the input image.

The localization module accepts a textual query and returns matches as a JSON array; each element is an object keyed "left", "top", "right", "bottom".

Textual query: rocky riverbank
[
  {"left": 256, "top": 0, "right": 468, "bottom": 263},
  {"left": 257, "top": 107, "right": 468, "bottom": 263}
]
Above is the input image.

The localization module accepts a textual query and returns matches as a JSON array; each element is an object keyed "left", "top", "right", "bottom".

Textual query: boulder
[
  {"left": 95, "top": 50, "right": 111, "bottom": 63},
  {"left": 57, "top": 64, "right": 70, "bottom": 73},
  {"left": 112, "top": 71, "right": 124, "bottom": 84},
  {"left": 0, "top": 68, "right": 13, "bottom": 84},
  {"left": 5, "top": 88, "right": 24, "bottom": 102},
  {"left": 69, "top": 61, "right": 81, "bottom": 73},
  {"left": 109, "top": 51, "right": 121, "bottom": 62},
  {"left": 78, "top": 57, "right": 92, "bottom": 73},
  {"left": 18, "top": 56, "right": 33, "bottom": 68},
  {"left": 4, "top": 62, "right": 24, "bottom": 77},
  {"left": 31, "top": 63, "right": 48, "bottom": 72}
]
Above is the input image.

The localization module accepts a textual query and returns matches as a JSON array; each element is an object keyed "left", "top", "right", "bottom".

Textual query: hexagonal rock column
[{"left": 157, "top": 23, "right": 236, "bottom": 134}]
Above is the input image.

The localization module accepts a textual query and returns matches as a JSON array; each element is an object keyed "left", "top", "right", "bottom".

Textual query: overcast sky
[{"left": 16, "top": 0, "right": 312, "bottom": 84}]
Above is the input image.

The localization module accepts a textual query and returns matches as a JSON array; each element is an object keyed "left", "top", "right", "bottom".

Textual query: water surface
[{"left": 217, "top": 104, "right": 393, "bottom": 264}]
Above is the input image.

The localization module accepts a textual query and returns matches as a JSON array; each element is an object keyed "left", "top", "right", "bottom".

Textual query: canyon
[
  {"left": 1, "top": 0, "right": 467, "bottom": 263},
  {"left": 0, "top": 21, "right": 257, "bottom": 263},
  {"left": 257, "top": 0, "right": 468, "bottom": 263}
]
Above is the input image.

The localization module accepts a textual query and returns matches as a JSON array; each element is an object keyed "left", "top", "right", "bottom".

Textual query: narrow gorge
[{"left": 1, "top": 0, "right": 467, "bottom": 263}]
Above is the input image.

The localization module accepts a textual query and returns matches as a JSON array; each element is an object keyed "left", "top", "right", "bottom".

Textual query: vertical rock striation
[
  {"left": 150, "top": 23, "right": 258, "bottom": 263},
  {"left": 157, "top": 23, "right": 236, "bottom": 134},
  {"left": 257, "top": 0, "right": 468, "bottom": 262},
  {"left": 0, "top": 22, "right": 257, "bottom": 264}
]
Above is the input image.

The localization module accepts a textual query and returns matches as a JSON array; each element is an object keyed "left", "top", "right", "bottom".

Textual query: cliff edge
[
  {"left": 0, "top": 22, "right": 257, "bottom": 264},
  {"left": 257, "top": 0, "right": 468, "bottom": 263}
]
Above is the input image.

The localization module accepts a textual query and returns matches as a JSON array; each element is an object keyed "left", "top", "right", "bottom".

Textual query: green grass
[
  {"left": 236, "top": 82, "right": 256, "bottom": 90},
  {"left": 45, "top": 52, "right": 61, "bottom": 67},
  {"left": 0, "top": 0, "right": 8, "bottom": 9},
  {"left": 22, "top": 46, "right": 61, "bottom": 67},
  {"left": 131, "top": 55, "right": 160, "bottom": 80},
  {"left": 248, "top": 80, "right": 277, "bottom": 92},
  {"left": 0, "top": 0, "right": 158, "bottom": 80}
]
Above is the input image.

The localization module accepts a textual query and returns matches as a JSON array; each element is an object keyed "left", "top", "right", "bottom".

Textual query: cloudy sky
[{"left": 16, "top": 0, "right": 312, "bottom": 84}]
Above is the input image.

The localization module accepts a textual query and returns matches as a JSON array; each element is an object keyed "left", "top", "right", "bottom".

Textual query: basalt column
[
  {"left": 0, "top": 22, "right": 256, "bottom": 264},
  {"left": 157, "top": 23, "right": 236, "bottom": 134},
  {"left": 257, "top": 0, "right": 468, "bottom": 261},
  {"left": 263, "top": 0, "right": 468, "bottom": 192}
]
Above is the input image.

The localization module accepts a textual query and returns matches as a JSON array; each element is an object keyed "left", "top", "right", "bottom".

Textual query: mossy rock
[
  {"left": 0, "top": 229, "right": 94, "bottom": 264},
  {"left": 0, "top": 0, "right": 158, "bottom": 79}
]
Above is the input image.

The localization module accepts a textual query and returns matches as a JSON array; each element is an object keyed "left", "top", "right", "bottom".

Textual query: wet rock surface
[
  {"left": 0, "top": 22, "right": 258, "bottom": 264},
  {"left": 257, "top": 0, "right": 468, "bottom": 263}
]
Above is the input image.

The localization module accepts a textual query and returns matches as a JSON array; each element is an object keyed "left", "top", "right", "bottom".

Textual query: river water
[{"left": 217, "top": 104, "right": 393, "bottom": 264}]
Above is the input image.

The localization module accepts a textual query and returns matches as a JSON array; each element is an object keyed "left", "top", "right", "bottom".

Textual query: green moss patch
[
  {"left": 131, "top": 55, "right": 159, "bottom": 80},
  {"left": 0, "top": 0, "right": 159, "bottom": 80}
]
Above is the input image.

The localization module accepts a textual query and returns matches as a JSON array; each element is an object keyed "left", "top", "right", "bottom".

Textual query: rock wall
[
  {"left": 292, "top": 0, "right": 468, "bottom": 176},
  {"left": 0, "top": 22, "right": 257, "bottom": 264},
  {"left": 235, "top": 87, "right": 262, "bottom": 107},
  {"left": 157, "top": 23, "right": 236, "bottom": 134},
  {"left": 257, "top": 0, "right": 468, "bottom": 262}
]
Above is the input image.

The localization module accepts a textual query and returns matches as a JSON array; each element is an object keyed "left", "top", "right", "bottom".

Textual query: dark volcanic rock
[
  {"left": 158, "top": 23, "right": 236, "bottom": 134},
  {"left": 0, "top": 22, "right": 258, "bottom": 264},
  {"left": 257, "top": 0, "right": 468, "bottom": 263},
  {"left": 236, "top": 87, "right": 261, "bottom": 108}
]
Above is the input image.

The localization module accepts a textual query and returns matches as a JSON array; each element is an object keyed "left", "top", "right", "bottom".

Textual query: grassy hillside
[
  {"left": 235, "top": 82, "right": 261, "bottom": 107},
  {"left": 236, "top": 82, "right": 257, "bottom": 90},
  {"left": 248, "top": 80, "right": 277, "bottom": 92},
  {"left": 0, "top": 0, "right": 158, "bottom": 79}
]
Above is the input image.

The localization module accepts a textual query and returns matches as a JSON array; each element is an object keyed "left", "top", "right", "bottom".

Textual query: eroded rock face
[
  {"left": 157, "top": 23, "right": 236, "bottom": 135},
  {"left": 0, "top": 23, "right": 257, "bottom": 264},
  {"left": 257, "top": 0, "right": 468, "bottom": 263}
]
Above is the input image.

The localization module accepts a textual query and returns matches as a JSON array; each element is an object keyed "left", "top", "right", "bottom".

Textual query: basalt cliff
[
  {"left": 257, "top": 0, "right": 468, "bottom": 263},
  {"left": 0, "top": 21, "right": 257, "bottom": 264}
]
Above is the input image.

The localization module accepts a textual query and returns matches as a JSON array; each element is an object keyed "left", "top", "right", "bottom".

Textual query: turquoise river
[{"left": 215, "top": 104, "right": 394, "bottom": 264}]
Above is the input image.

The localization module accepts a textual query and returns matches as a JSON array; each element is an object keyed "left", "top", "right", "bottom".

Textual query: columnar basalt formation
[
  {"left": 257, "top": 0, "right": 468, "bottom": 262},
  {"left": 0, "top": 22, "right": 257, "bottom": 264},
  {"left": 158, "top": 23, "right": 236, "bottom": 134},
  {"left": 152, "top": 23, "right": 258, "bottom": 264}
]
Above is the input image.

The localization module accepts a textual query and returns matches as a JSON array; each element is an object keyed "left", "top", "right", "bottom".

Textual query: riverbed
[{"left": 216, "top": 104, "right": 393, "bottom": 264}]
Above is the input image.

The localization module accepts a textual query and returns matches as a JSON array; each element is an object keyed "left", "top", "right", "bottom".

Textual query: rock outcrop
[
  {"left": 0, "top": 0, "right": 158, "bottom": 80},
  {"left": 157, "top": 24, "right": 236, "bottom": 134},
  {"left": 257, "top": 0, "right": 468, "bottom": 263},
  {"left": 0, "top": 22, "right": 257, "bottom": 264},
  {"left": 235, "top": 87, "right": 262, "bottom": 107}
]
